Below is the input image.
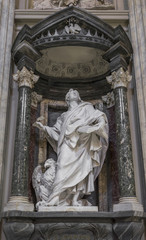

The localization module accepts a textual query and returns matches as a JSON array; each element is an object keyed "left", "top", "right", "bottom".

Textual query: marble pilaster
[
  {"left": 4, "top": 67, "right": 39, "bottom": 211},
  {"left": 107, "top": 67, "right": 143, "bottom": 211},
  {"left": 128, "top": 0, "right": 146, "bottom": 201},
  {"left": 0, "top": 0, "right": 15, "bottom": 211}
]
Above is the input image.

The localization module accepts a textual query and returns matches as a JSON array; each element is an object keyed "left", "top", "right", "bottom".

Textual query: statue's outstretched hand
[{"left": 33, "top": 121, "right": 44, "bottom": 130}]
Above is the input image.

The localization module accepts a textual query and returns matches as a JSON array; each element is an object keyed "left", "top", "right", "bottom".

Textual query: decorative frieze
[
  {"left": 33, "top": 0, "right": 114, "bottom": 9},
  {"left": 13, "top": 67, "right": 39, "bottom": 89},
  {"left": 106, "top": 67, "right": 132, "bottom": 89}
]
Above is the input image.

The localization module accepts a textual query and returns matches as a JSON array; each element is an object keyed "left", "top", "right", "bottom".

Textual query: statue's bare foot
[{"left": 72, "top": 200, "right": 82, "bottom": 206}]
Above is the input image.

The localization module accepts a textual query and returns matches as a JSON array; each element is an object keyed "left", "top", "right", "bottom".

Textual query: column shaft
[
  {"left": 114, "top": 87, "right": 136, "bottom": 198},
  {"left": 11, "top": 87, "right": 31, "bottom": 197}
]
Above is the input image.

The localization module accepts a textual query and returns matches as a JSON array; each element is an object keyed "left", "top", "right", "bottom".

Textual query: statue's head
[
  {"left": 44, "top": 158, "right": 56, "bottom": 169},
  {"left": 65, "top": 89, "right": 81, "bottom": 106}
]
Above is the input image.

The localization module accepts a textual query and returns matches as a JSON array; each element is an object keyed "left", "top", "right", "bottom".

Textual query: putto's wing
[
  {"left": 74, "top": 23, "right": 81, "bottom": 32},
  {"left": 32, "top": 165, "right": 42, "bottom": 202},
  {"left": 65, "top": 25, "right": 70, "bottom": 34}
]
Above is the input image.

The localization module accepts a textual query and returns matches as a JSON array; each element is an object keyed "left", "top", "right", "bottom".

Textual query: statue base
[
  {"left": 4, "top": 196, "right": 34, "bottom": 212},
  {"left": 113, "top": 197, "right": 143, "bottom": 212},
  {"left": 37, "top": 206, "right": 98, "bottom": 212}
]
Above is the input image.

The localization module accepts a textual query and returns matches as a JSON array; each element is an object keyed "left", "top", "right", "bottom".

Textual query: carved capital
[
  {"left": 13, "top": 67, "right": 39, "bottom": 89},
  {"left": 106, "top": 67, "right": 132, "bottom": 89},
  {"left": 31, "top": 92, "right": 42, "bottom": 108},
  {"left": 102, "top": 91, "right": 115, "bottom": 108}
]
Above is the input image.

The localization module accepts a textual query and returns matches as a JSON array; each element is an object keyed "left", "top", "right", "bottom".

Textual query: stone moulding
[
  {"left": 12, "top": 7, "right": 132, "bottom": 56},
  {"left": 2, "top": 211, "right": 145, "bottom": 240}
]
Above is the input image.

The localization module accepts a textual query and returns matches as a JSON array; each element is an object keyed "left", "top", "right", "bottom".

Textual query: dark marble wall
[{"left": 28, "top": 105, "right": 40, "bottom": 204}]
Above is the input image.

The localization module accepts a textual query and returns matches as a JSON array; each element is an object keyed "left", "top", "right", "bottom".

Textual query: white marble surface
[
  {"left": 4, "top": 196, "right": 34, "bottom": 212},
  {"left": 113, "top": 202, "right": 144, "bottom": 212},
  {"left": 37, "top": 206, "right": 98, "bottom": 212},
  {"left": 113, "top": 197, "right": 143, "bottom": 212}
]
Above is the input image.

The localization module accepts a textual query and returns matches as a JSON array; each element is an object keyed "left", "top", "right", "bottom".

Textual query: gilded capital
[
  {"left": 106, "top": 67, "right": 132, "bottom": 89},
  {"left": 13, "top": 67, "right": 39, "bottom": 89}
]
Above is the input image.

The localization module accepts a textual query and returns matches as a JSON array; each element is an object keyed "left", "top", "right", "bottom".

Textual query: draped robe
[{"left": 44, "top": 102, "right": 108, "bottom": 206}]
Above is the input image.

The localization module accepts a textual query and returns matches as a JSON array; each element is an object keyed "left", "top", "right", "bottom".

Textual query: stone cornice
[{"left": 14, "top": 10, "right": 129, "bottom": 29}]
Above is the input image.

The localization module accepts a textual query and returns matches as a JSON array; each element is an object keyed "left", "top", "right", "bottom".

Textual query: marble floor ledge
[{"left": 1, "top": 210, "right": 145, "bottom": 223}]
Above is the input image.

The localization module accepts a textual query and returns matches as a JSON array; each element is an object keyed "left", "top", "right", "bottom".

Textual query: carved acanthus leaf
[
  {"left": 106, "top": 67, "right": 132, "bottom": 89},
  {"left": 13, "top": 67, "right": 39, "bottom": 88}
]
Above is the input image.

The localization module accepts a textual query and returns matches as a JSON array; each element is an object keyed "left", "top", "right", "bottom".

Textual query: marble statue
[{"left": 33, "top": 89, "right": 108, "bottom": 207}]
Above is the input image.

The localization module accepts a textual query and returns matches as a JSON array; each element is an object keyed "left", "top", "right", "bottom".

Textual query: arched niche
[{"left": 11, "top": 6, "right": 132, "bottom": 210}]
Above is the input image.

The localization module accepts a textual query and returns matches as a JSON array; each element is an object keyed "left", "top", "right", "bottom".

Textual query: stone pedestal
[
  {"left": 2, "top": 211, "right": 145, "bottom": 240},
  {"left": 4, "top": 67, "right": 39, "bottom": 212}
]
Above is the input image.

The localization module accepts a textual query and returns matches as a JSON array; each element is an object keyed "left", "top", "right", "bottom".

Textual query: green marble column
[
  {"left": 6, "top": 67, "right": 39, "bottom": 211},
  {"left": 107, "top": 68, "right": 136, "bottom": 201},
  {"left": 11, "top": 86, "right": 32, "bottom": 197}
]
